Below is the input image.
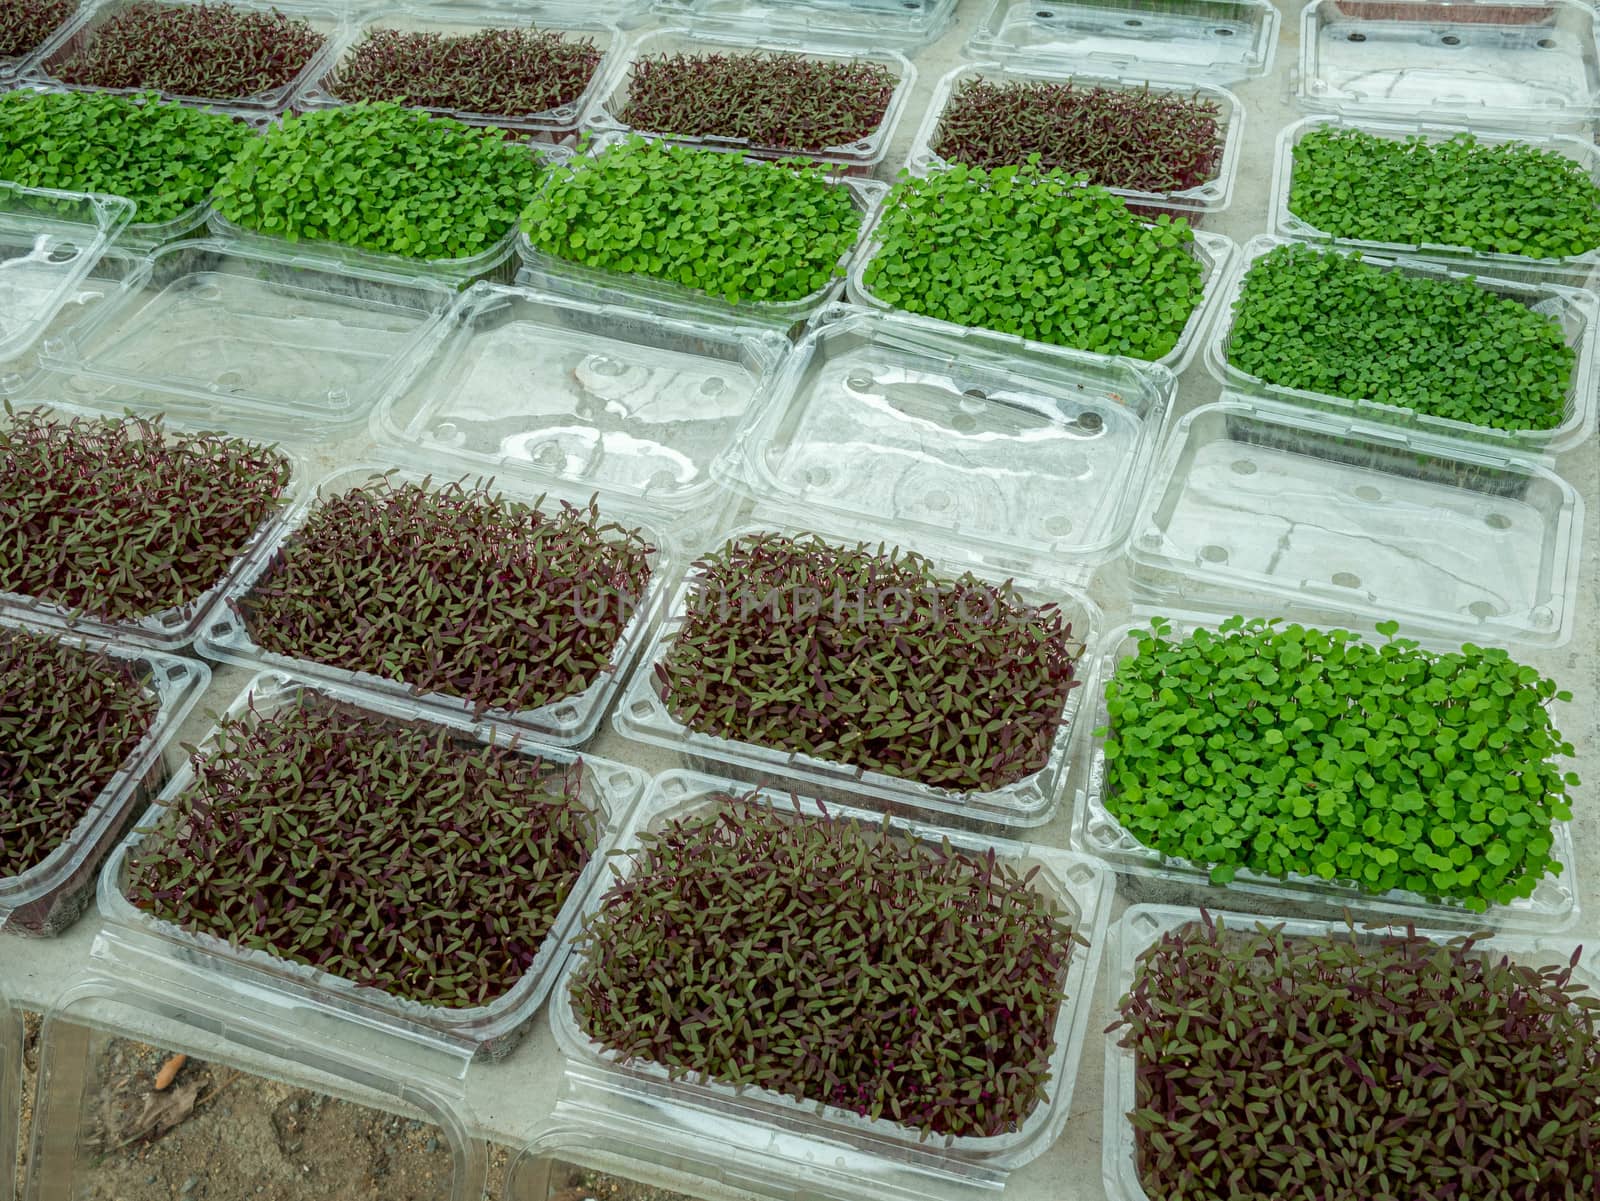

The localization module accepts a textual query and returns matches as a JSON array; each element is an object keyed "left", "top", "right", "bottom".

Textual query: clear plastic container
[
  {"left": 22, "top": 951, "right": 487, "bottom": 1200},
  {"left": 98, "top": 669, "right": 649, "bottom": 1061},
  {"left": 650, "top": 0, "right": 959, "bottom": 49},
  {"left": 0, "top": 973, "right": 14, "bottom": 1201},
  {"left": 516, "top": 134, "right": 884, "bottom": 331},
  {"left": 582, "top": 28, "right": 915, "bottom": 171},
  {"left": 28, "top": 0, "right": 345, "bottom": 115},
  {"left": 1270, "top": 114, "right": 1600, "bottom": 287},
  {"left": 292, "top": 6, "right": 617, "bottom": 142},
  {"left": 1205, "top": 235, "right": 1599, "bottom": 455},
  {"left": 0, "top": 0, "right": 81, "bottom": 84},
  {"left": 0, "top": 247, "right": 139, "bottom": 401},
  {"left": 906, "top": 63, "right": 1245, "bottom": 223},
  {"left": 549, "top": 770, "right": 1117, "bottom": 1175},
  {"left": 0, "top": 620, "right": 208, "bottom": 938},
  {"left": 372, "top": 281, "right": 791, "bottom": 536},
  {"left": 847, "top": 220, "right": 1236, "bottom": 377},
  {"left": 1297, "top": 0, "right": 1600, "bottom": 127},
  {"left": 0, "top": 181, "right": 132, "bottom": 362},
  {"left": 968, "top": 0, "right": 1281, "bottom": 82},
  {"left": 0, "top": 400, "right": 308, "bottom": 652},
  {"left": 1073, "top": 614, "right": 1580, "bottom": 932},
  {"left": 611, "top": 517, "right": 1102, "bottom": 831},
  {"left": 1125, "top": 399, "right": 1586, "bottom": 649},
  {"left": 1101, "top": 905, "right": 1599, "bottom": 1201},
  {"left": 196, "top": 462, "right": 672, "bottom": 749},
  {"left": 37, "top": 238, "right": 456, "bottom": 438},
  {"left": 718, "top": 304, "right": 1176, "bottom": 572}
]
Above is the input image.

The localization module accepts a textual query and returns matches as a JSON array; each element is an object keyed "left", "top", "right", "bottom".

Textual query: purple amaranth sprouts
[{"left": 0, "top": 0, "right": 75, "bottom": 60}]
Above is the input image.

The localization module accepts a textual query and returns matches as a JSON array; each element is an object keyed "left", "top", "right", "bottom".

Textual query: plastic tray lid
[
  {"left": 967, "top": 0, "right": 1282, "bottom": 83},
  {"left": 0, "top": 183, "right": 134, "bottom": 363},
  {"left": 24, "top": 931, "right": 486, "bottom": 1201},
  {"left": 1125, "top": 397, "right": 1585, "bottom": 649},
  {"left": 371, "top": 281, "right": 791, "bottom": 544},
  {"left": 650, "top": 0, "right": 959, "bottom": 49},
  {"left": 36, "top": 237, "right": 457, "bottom": 442},
  {"left": 0, "top": 973, "right": 17, "bottom": 1201},
  {"left": 718, "top": 305, "right": 1176, "bottom": 581},
  {"left": 1297, "top": 0, "right": 1600, "bottom": 127}
]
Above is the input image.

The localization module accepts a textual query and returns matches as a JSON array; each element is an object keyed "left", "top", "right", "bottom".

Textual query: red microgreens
[
  {"left": 0, "top": 0, "right": 74, "bottom": 59},
  {"left": 127, "top": 691, "right": 597, "bottom": 1008},
  {"left": 572, "top": 793, "right": 1082, "bottom": 1138}
]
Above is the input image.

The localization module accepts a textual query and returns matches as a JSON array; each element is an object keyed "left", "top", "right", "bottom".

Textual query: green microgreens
[
  {"left": 0, "top": 0, "right": 74, "bottom": 60},
  {"left": 1111, "top": 916, "right": 1600, "bottom": 1201},
  {"left": 657, "top": 532, "right": 1083, "bottom": 793},
  {"left": 326, "top": 25, "right": 602, "bottom": 121},
  {"left": 1289, "top": 126, "right": 1600, "bottom": 259},
  {"left": 520, "top": 135, "right": 862, "bottom": 305},
  {"left": 237, "top": 477, "right": 653, "bottom": 718},
  {"left": 0, "top": 407, "right": 291, "bottom": 624},
  {"left": 1099, "top": 617, "right": 1579, "bottom": 910},
  {"left": 1226, "top": 243, "right": 1574, "bottom": 432},
  {"left": 46, "top": 1, "right": 324, "bottom": 100},
  {"left": 1, "top": 625, "right": 159, "bottom": 878},
  {"left": 212, "top": 102, "right": 545, "bottom": 261},
  {"left": 127, "top": 690, "right": 597, "bottom": 1008},
  {"left": 618, "top": 49, "right": 895, "bottom": 153},
  {"left": 0, "top": 89, "right": 253, "bottom": 226},
  {"left": 933, "top": 76, "right": 1223, "bottom": 194},
  {"left": 864, "top": 162, "right": 1203, "bottom": 360},
  {"left": 571, "top": 793, "right": 1082, "bottom": 1138}
]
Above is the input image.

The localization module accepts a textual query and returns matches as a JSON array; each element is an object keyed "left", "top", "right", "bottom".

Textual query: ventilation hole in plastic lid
[
  {"left": 1441, "top": 34, "right": 1461, "bottom": 45},
  {"left": 1354, "top": 484, "right": 1382, "bottom": 502},
  {"left": 1467, "top": 600, "right": 1498, "bottom": 618},
  {"left": 1485, "top": 513, "right": 1512, "bottom": 530},
  {"left": 1231, "top": 458, "right": 1257, "bottom": 476},
  {"left": 214, "top": 370, "right": 244, "bottom": 388},
  {"left": 951, "top": 413, "right": 978, "bottom": 432},
  {"left": 45, "top": 243, "right": 79, "bottom": 264},
  {"left": 1035, "top": 8, "right": 1055, "bottom": 16},
  {"left": 1078, "top": 411, "right": 1104, "bottom": 433},
  {"left": 1215, "top": 26, "right": 1236, "bottom": 35},
  {"left": 805, "top": 465, "right": 832, "bottom": 486},
  {"left": 1066, "top": 863, "right": 1095, "bottom": 885},
  {"left": 631, "top": 700, "right": 653, "bottom": 717},
  {"left": 1044, "top": 514, "right": 1073, "bottom": 535},
  {"left": 925, "top": 489, "right": 952, "bottom": 511},
  {"left": 1201, "top": 544, "right": 1229, "bottom": 563},
  {"left": 1332, "top": 571, "right": 1361, "bottom": 588},
  {"left": 587, "top": 354, "right": 627, "bottom": 377},
  {"left": 963, "top": 387, "right": 989, "bottom": 401},
  {"left": 1539, "top": 37, "right": 1557, "bottom": 48},
  {"left": 1348, "top": 31, "right": 1367, "bottom": 41},
  {"left": 846, "top": 369, "right": 874, "bottom": 391},
  {"left": 700, "top": 376, "right": 725, "bottom": 397},
  {"left": 1124, "top": 17, "right": 1143, "bottom": 25},
  {"left": 555, "top": 705, "right": 578, "bottom": 721}
]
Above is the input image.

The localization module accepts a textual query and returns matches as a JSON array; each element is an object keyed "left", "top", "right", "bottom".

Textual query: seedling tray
[
  {"left": 293, "top": 5, "right": 619, "bottom": 142},
  {"left": 612, "top": 520, "right": 1101, "bottom": 831},
  {"left": 1298, "top": 0, "right": 1600, "bottom": 126},
  {"left": 99, "top": 670, "right": 648, "bottom": 1060},
  {"left": 0, "top": 620, "right": 206, "bottom": 938},
  {"left": 372, "top": 281, "right": 791, "bottom": 528},
  {"left": 583, "top": 28, "right": 915, "bottom": 171},
  {"left": 1126, "top": 400, "right": 1584, "bottom": 648},
  {"left": 1269, "top": 114, "right": 1600, "bottom": 286},
  {"left": 721, "top": 304, "right": 1177, "bottom": 570},
  {"left": 847, "top": 220, "right": 1235, "bottom": 376},
  {"left": 1205, "top": 235, "right": 1599, "bottom": 455},
  {"left": 0, "top": 0, "right": 80, "bottom": 85},
  {"left": 0, "top": 247, "right": 137, "bottom": 401},
  {"left": 1102, "top": 906, "right": 1599, "bottom": 1201},
  {"left": 516, "top": 135, "right": 884, "bottom": 330},
  {"left": 1073, "top": 615, "right": 1580, "bottom": 931},
  {"left": 650, "top": 0, "right": 959, "bottom": 49},
  {"left": 551, "top": 770, "right": 1115, "bottom": 1171},
  {"left": 38, "top": 238, "right": 456, "bottom": 438},
  {"left": 967, "top": 0, "right": 1281, "bottom": 82},
  {"left": 198, "top": 463, "right": 670, "bottom": 749},
  {"left": 28, "top": 0, "right": 345, "bottom": 115},
  {"left": 907, "top": 63, "right": 1244, "bottom": 223}
]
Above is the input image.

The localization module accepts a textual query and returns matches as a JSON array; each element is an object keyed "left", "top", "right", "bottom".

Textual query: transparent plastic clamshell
[
  {"left": 582, "top": 28, "right": 916, "bottom": 171},
  {"left": 549, "top": 771, "right": 1116, "bottom": 1180},
  {"left": 0, "top": 249, "right": 140, "bottom": 401},
  {"left": 0, "top": 182, "right": 133, "bottom": 362},
  {"left": 0, "top": 974, "right": 15, "bottom": 1201},
  {"left": 649, "top": 0, "right": 959, "bottom": 49},
  {"left": 0, "top": 619, "right": 208, "bottom": 939},
  {"left": 968, "top": 0, "right": 1282, "bottom": 82},
  {"left": 38, "top": 238, "right": 456, "bottom": 438},
  {"left": 720, "top": 304, "right": 1176, "bottom": 573},
  {"left": 1297, "top": 0, "right": 1600, "bottom": 127},
  {"left": 372, "top": 280, "right": 791, "bottom": 532},
  {"left": 612, "top": 516, "right": 1103, "bottom": 831},
  {"left": 1205, "top": 235, "right": 1599, "bottom": 455},
  {"left": 293, "top": 5, "right": 619, "bottom": 141},
  {"left": 1102, "top": 906, "right": 1599, "bottom": 1201},
  {"left": 99, "top": 669, "right": 649, "bottom": 1060},
  {"left": 906, "top": 63, "right": 1246, "bottom": 223},
  {"left": 0, "top": 0, "right": 79, "bottom": 83},
  {"left": 1074, "top": 614, "right": 1580, "bottom": 931},
  {"left": 196, "top": 462, "right": 672, "bottom": 749},
  {"left": 1126, "top": 399, "right": 1585, "bottom": 648}
]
